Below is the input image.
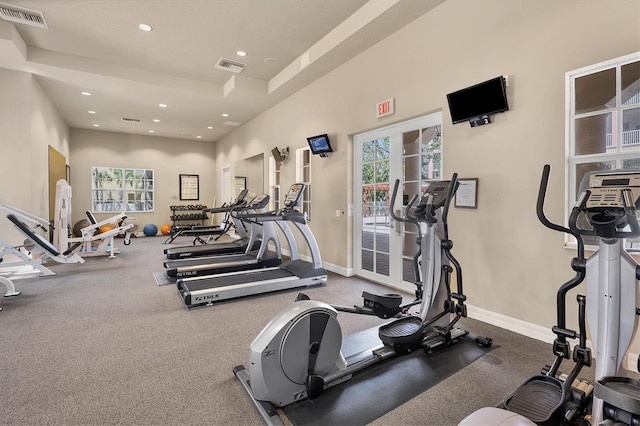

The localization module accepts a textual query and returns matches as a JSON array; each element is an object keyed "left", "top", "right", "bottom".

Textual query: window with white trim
[
  {"left": 91, "top": 167, "right": 154, "bottom": 212},
  {"left": 296, "top": 147, "right": 311, "bottom": 220},
  {"left": 567, "top": 52, "right": 640, "bottom": 247},
  {"left": 269, "top": 157, "right": 281, "bottom": 212}
]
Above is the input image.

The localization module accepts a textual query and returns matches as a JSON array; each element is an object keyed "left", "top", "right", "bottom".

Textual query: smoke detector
[
  {"left": 0, "top": 2, "right": 47, "bottom": 28},
  {"left": 215, "top": 58, "right": 247, "bottom": 74}
]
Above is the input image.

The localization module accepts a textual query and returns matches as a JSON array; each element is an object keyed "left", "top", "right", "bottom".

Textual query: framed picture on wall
[
  {"left": 179, "top": 174, "right": 199, "bottom": 200},
  {"left": 454, "top": 178, "right": 478, "bottom": 208}
]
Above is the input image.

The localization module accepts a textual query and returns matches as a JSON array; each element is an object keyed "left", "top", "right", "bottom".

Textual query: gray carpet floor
[{"left": 0, "top": 235, "right": 594, "bottom": 425}]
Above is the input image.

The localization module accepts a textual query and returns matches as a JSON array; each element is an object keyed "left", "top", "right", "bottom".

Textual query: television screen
[
  {"left": 446, "top": 76, "right": 509, "bottom": 124},
  {"left": 306, "top": 134, "right": 333, "bottom": 155}
]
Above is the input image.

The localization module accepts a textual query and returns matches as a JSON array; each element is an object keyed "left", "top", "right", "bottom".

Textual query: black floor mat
[{"left": 282, "top": 326, "right": 494, "bottom": 425}]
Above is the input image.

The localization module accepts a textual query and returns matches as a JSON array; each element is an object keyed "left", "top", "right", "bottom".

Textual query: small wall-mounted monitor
[
  {"left": 306, "top": 134, "right": 333, "bottom": 157},
  {"left": 446, "top": 76, "right": 509, "bottom": 127},
  {"left": 271, "top": 147, "right": 283, "bottom": 163}
]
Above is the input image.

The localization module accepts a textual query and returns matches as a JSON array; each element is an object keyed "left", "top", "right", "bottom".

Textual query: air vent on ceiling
[
  {"left": 223, "top": 121, "right": 242, "bottom": 127},
  {"left": 0, "top": 2, "right": 47, "bottom": 28},
  {"left": 122, "top": 117, "right": 141, "bottom": 124},
  {"left": 215, "top": 58, "right": 247, "bottom": 74}
]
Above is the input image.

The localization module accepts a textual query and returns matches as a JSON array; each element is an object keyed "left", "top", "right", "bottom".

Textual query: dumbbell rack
[{"left": 169, "top": 204, "right": 208, "bottom": 227}]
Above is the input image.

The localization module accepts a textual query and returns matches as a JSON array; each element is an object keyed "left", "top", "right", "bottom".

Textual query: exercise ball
[
  {"left": 73, "top": 219, "right": 91, "bottom": 237},
  {"left": 160, "top": 224, "right": 172, "bottom": 235},
  {"left": 100, "top": 224, "right": 115, "bottom": 234},
  {"left": 143, "top": 224, "right": 158, "bottom": 236}
]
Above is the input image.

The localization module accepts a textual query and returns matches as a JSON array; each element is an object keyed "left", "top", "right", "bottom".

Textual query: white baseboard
[
  {"left": 467, "top": 304, "right": 640, "bottom": 373},
  {"left": 466, "top": 304, "right": 556, "bottom": 344}
]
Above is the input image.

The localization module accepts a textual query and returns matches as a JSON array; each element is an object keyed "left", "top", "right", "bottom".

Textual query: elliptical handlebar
[
  {"left": 389, "top": 179, "right": 420, "bottom": 228},
  {"left": 537, "top": 164, "right": 588, "bottom": 356},
  {"left": 441, "top": 173, "right": 458, "bottom": 225},
  {"left": 537, "top": 164, "right": 585, "bottom": 258}
]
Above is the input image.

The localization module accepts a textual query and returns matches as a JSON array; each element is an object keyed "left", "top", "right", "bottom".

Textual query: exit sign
[{"left": 376, "top": 98, "right": 395, "bottom": 118}]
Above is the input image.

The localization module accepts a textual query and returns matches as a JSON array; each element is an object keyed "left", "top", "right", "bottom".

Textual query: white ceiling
[{"left": 0, "top": 0, "right": 444, "bottom": 143}]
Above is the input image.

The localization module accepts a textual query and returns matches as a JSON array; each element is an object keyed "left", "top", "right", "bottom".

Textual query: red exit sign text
[{"left": 376, "top": 98, "right": 395, "bottom": 118}]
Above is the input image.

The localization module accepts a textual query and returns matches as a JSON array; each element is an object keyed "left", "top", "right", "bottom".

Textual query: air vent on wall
[
  {"left": 121, "top": 117, "right": 142, "bottom": 124},
  {"left": 215, "top": 58, "right": 247, "bottom": 74},
  {"left": 0, "top": 2, "right": 47, "bottom": 28}
]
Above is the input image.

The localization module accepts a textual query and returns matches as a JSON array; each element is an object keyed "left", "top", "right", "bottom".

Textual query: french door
[{"left": 354, "top": 113, "right": 442, "bottom": 292}]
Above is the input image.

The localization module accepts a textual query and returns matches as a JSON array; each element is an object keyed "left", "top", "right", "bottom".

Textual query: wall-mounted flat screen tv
[
  {"left": 446, "top": 76, "right": 509, "bottom": 125},
  {"left": 306, "top": 134, "right": 333, "bottom": 156}
]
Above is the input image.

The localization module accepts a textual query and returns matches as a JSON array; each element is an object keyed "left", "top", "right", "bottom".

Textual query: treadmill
[
  {"left": 176, "top": 183, "right": 327, "bottom": 309},
  {"left": 164, "top": 190, "right": 260, "bottom": 260},
  {"left": 163, "top": 194, "right": 293, "bottom": 278}
]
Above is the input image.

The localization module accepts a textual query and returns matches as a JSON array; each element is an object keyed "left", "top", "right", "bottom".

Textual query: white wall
[
  {"left": 0, "top": 69, "right": 69, "bottom": 244},
  {"left": 69, "top": 129, "right": 216, "bottom": 231},
  {"left": 215, "top": 0, "right": 640, "bottom": 344}
]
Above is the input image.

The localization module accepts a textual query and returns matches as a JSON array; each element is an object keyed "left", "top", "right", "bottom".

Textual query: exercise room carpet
[
  {"left": 0, "top": 235, "right": 597, "bottom": 425},
  {"left": 282, "top": 327, "right": 494, "bottom": 426}
]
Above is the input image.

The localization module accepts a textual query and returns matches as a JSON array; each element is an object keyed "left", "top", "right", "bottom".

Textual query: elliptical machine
[
  {"left": 460, "top": 165, "right": 640, "bottom": 425},
  {"left": 234, "top": 174, "right": 492, "bottom": 424}
]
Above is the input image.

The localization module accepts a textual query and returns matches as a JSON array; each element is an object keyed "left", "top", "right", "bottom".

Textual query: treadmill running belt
[{"left": 281, "top": 326, "right": 494, "bottom": 426}]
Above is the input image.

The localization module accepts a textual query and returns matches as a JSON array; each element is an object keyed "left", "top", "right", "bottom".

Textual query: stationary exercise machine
[
  {"left": 0, "top": 204, "right": 85, "bottom": 310},
  {"left": 176, "top": 183, "right": 327, "bottom": 309},
  {"left": 164, "top": 191, "right": 261, "bottom": 260},
  {"left": 163, "top": 194, "right": 286, "bottom": 278},
  {"left": 234, "top": 175, "right": 491, "bottom": 424},
  {"left": 163, "top": 189, "right": 249, "bottom": 244},
  {"left": 54, "top": 179, "right": 137, "bottom": 258},
  {"left": 460, "top": 165, "right": 640, "bottom": 425}
]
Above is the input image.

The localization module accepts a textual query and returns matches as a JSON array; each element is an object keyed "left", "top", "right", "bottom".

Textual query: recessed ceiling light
[
  {"left": 93, "top": 124, "right": 100, "bottom": 127},
  {"left": 207, "top": 126, "right": 213, "bottom": 129},
  {"left": 159, "top": 103, "right": 167, "bottom": 108},
  {"left": 153, "top": 119, "right": 160, "bottom": 122},
  {"left": 236, "top": 50, "right": 247, "bottom": 57},
  {"left": 81, "top": 91, "right": 91, "bottom": 96},
  {"left": 88, "top": 110, "right": 96, "bottom": 114},
  {"left": 148, "top": 130, "right": 155, "bottom": 133},
  {"left": 196, "top": 135, "right": 202, "bottom": 139},
  {"left": 222, "top": 113, "right": 229, "bottom": 117},
  {"left": 139, "top": 23, "right": 153, "bottom": 32}
]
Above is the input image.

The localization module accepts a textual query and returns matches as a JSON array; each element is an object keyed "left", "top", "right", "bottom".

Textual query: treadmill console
[
  {"left": 283, "top": 183, "right": 306, "bottom": 210},
  {"left": 249, "top": 194, "right": 270, "bottom": 209}
]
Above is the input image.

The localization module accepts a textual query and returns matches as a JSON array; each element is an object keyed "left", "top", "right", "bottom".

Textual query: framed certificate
[
  {"left": 179, "top": 174, "right": 199, "bottom": 201},
  {"left": 455, "top": 178, "right": 478, "bottom": 208}
]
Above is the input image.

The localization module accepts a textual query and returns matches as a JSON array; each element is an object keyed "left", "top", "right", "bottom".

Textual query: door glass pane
[
  {"left": 402, "top": 130, "right": 420, "bottom": 155},
  {"left": 362, "top": 249, "right": 373, "bottom": 272},
  {"left": 375, "top": 252, "right": 389, "bottom": 276},
  {"left": 575, "top": 67, "right": 616, "bottom": 114},
  {"left": 375, "top": 138, "right": 390, "bottom": 160},
  {"left": 375, "top": 160, "right": 390, "bottom": 183},
  {"left": 404, "top": 155, "right": 420, "bottom": 182},
  {"left": 363, "top": 141, "right": 375, "bottom": 162},
  {"left": 421, "top": 126, "right": 442, "bottom": 179},
  {"left": 575, "top": 112, "right": 613, "bottom": 155}
]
